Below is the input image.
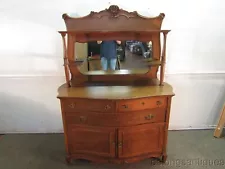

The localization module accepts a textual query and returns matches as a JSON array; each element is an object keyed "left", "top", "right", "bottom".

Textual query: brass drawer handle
[
  {"left": 122, "top": 105, "right": 128, "bottom": 109},
  {"left": 105, "top": 105, "right": 111, "bottom": 110},
  {"left": 118, "top": 142, "right": 122, "bottom": 147},
  {"left": 79, "top": 116, "right": 86, "bottom": 122},
  {"left": 156, "top": 101, "right": 162, "bottom": 106},
  {"left": 68, "top": 103, "right": 75, "bottom": 108},
  {"left": 145, "top": 114, "right": 154, "bottom": 120}
]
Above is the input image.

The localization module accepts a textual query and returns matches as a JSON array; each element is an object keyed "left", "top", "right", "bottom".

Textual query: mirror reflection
[{"left": 75, "top": 40, "right": 152, "bottom": 72}]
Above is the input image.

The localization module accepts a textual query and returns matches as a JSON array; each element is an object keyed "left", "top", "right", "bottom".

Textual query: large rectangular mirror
[{"left": 75, "top": 40, "right": 153, "bottom": 72}]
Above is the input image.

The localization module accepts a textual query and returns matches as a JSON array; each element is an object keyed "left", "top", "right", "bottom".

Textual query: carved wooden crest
[
  {"left": 107, "top": 5, "right": 120, "bottom": 17},
  {"left": 62, "top": 5, "right": 166, "bottom": 31}
]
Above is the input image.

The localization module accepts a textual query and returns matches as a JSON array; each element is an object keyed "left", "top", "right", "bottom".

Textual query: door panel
[
  {"left": 118, "top": 123, "right": 164, "bottom": 158},
  {"left": 68, "top": 125, "right": 116, "bottom": 157}
]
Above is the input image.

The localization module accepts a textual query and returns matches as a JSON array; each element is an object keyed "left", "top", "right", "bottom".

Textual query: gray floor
[
  {"left": 121, "top": 49, "right": 149, "bottom": 70},
  {"left": 0, "top": 130, "right": 225, "bottom": 169}
]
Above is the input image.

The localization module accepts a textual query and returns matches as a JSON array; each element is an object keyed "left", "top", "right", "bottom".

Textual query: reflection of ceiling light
[{"left": 148, "top": 41, "right": 152, "bottom": 48}]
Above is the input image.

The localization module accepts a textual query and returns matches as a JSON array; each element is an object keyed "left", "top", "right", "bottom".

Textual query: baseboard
[
  {"left": 0, "top": 126, "right": 221, "bottom": 134},
  {"left": 165, "top": 72, "right": 225, "bottom": 75},
  {"left": 168, "top": 125, "right": 219, "bottom": 131},
  {"left": 0, "top": 130, "right": 64, "bottom": 134},
  {"left": 0, "top": 72, "right": 224, "bottom": 78}
]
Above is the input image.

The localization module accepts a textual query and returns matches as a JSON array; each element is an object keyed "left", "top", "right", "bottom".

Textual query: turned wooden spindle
[
  {"left": 160, "top": 32, "right": 168, "bottom": 86},
  {"left": 60, "top": 32, "right": 71, "bottom": 87}
]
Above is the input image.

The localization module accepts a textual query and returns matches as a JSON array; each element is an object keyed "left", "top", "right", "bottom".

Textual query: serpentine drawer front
[
  {"left": 65, "top": 108, "right": 166, "bottom": 127},
  {"left": 116, "top": 97, "right": 167, "bottom": 112}
]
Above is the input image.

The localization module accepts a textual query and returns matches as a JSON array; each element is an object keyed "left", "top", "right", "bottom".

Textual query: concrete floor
[
  {"left": 0, "top": 130, "right": 225, "bottom": 169},
  {"left": 120, "top": 50, "right": 149, "bottom": 70}
]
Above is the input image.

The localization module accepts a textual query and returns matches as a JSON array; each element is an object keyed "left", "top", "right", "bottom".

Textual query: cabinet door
[
  {"left": 68, "top": 125, "right": 116, "bottom": 157},
  {"left": 117, "top": 123, "right": 164, "bottom": 158}
]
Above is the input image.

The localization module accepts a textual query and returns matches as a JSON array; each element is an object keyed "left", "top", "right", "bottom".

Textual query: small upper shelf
[
  {"left": 58, "top": 30, "right": 170, "bottom": 42},
  {"left": 145, "top": 59, "right": 162, "bottom": 66},
  {"left": 58, "top": 30, "right": 170, "bottom": 34},
  {"left": 85, "top": 57, "right": 162, "bottom": 66},
  {"left": 83, "top": 69, "right": 148, "bottom": 75}
]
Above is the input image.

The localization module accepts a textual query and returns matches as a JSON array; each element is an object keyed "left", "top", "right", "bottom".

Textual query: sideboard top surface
[{"left": 57, "top": 81, "right": 174, "bottom": 99}]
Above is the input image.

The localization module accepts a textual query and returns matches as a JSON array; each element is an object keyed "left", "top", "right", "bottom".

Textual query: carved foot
[
  {"left": 159, "top": 155, "right": 167, "bottom": 163},
  {"left": 65, "top": 156, "right": 72, "bottom": 164}
]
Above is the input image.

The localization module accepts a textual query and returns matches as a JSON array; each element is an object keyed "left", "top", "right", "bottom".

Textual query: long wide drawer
[
  {"left": 61, "top": 98, "right": 115, "bottom": 113},
  {"left": 116, "top": 97, "right": 167, "bottom": 113},
  {"left": 65, "top": 108, "right": 166, "bottom": 127}
]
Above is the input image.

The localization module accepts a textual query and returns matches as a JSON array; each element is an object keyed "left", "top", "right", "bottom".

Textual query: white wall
[{"left": 0, "top": 0, "right": 225, "bottom": 133}]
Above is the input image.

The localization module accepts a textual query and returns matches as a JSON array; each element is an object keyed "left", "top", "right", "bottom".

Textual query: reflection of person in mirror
[{"left": 97, "top": 40, "right": 121, "bottom": 71}]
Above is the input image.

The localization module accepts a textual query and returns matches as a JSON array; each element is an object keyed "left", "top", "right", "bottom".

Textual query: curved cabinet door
[{"left": 117, "top": 123, "right": 164, "bottom": 158}]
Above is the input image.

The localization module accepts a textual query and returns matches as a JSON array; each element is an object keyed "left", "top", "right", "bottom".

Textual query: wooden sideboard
[
  {"left": 57, "top": 5, "right": 174, "bottom": 165},
  {"left": 58, "top": 80, "right": 174, "bottom": 164}
]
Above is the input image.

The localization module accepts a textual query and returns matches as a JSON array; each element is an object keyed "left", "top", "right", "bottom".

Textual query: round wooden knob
[
  {"left": 68, "top": 103, "right": 75, "bottom": 108},
  {"left": 105, "top": 105, "right": 111, "bottom": 110},
  {"left": 145, "top": 114, "right": 154, "bottom": 120},
  {"left": 122, "top": 105, "right": 128, "bottom": 109},
  {"left": 79, "top": 116, "right": 86, "bottom": 122},
  {"left": 156, "top": 101, "right": 162, "bottom": 105}
]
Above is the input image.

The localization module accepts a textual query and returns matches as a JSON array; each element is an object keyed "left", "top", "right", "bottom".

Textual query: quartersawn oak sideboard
[
  {"left": 57, "top": 5, "right": 175, "bottom": 164},
  {"left": 57, "top": 81, "right": 174, "bottom": 164}
]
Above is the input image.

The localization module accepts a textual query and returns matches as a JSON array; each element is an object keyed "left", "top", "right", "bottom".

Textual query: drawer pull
[
  {"left": 145, "top": 114, "right": 154, "bottom": 120},
  {"left": 141, "top": 102, "right": 145, "bottom": 105},
  {"left": 105, "top": 105, "right": 111, "bottom": 110},
  {"left": 68, "top": 103, "right": 76, "bottom": 108},
  {"left": 156, "top": 101, "right": 162, "bottom": 106},
  {"left": 122, "top": 105, "right": 128, "bottom": 109},
  {"left": 79, "top": 116, "right": 86, "bottom": 122},
  {"left": 118, "top": 142, "right": 122, "bottom": 147}
]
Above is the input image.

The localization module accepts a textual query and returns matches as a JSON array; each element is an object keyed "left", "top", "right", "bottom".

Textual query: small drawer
[
  {"left": 65, "top": 108, "right": 166, "bottom": 127},
  {"left": 127, "top": 109, "right": 166, "bottom": 125},
  {"left": 117, "top": 97, "right": 167, "bottom": 112},
  {"left": 61, "top": 98, "right": 115, "bottom": 113}
]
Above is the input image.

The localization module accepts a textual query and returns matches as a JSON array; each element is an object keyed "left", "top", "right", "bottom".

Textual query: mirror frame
[{"left": 58, "top": 5, "right": 170, "bottom": 87}]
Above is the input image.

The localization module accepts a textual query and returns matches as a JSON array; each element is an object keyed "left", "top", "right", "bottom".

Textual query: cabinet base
[
  {"left": 65, "top": 156, "right": 72, "bottom": 164},
  {"left": 159, "top": 154, "right": 167, "bottom": 163},
  {"left": 65, "top": 153, "right": 167, "bottom": 164}
]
